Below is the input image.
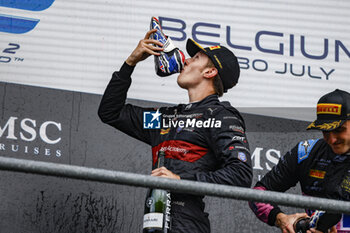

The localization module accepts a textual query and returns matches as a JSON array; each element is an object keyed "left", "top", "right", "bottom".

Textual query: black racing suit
[
  {"left": 98, "top": 62, "right": 253, "bottom": 233},
  {"left": 249, "top": 138, "right": 350, "bottom": 232}
]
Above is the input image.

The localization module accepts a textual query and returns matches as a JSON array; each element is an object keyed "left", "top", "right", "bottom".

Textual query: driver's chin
[
  {"left": 331, "top": 145, "right": 346, "bottom": 155},
  {"left": 177, "top": 74, "right": 185, "bottom": 88},
  {"left": 177, "top": 79, "right": 187, "bottom": 89}
]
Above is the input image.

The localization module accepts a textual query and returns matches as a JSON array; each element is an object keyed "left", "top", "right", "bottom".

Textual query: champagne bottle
[
  {"left": 293, "top": 211, "right": 342, "bottom": 233},
  {"left": 143, "top": 151, "right": 171, "bottom": 233},
  {"left": 293, "top": 216, "right": 310, "bottom": 233}
]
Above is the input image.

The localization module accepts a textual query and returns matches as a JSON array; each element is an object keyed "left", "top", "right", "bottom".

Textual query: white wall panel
[{"left": 1, "top": 0, "right": 349, "bottom": 119}]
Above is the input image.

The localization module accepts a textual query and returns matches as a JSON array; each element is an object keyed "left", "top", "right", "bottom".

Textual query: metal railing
[{"left": 0, "top": 156, "right": 349, "bottom": 214}]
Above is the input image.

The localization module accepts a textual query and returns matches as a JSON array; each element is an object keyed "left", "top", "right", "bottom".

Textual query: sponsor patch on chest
[
  {"left": 309, "top": 169, "right": 326, "bottom": 179},
  {"left": 341, "top": 174, "right": 350, "bottom": 194}
]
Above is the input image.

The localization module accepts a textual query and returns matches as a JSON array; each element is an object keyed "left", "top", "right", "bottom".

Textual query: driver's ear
[{"left": 203, "top": 67, "right": 218, "bottom": 79}]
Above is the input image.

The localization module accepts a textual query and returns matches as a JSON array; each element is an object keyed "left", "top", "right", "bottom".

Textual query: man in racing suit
[
  {"left": 249, "top": 89, "right": 350, "bottom": 233},
  {"left": 98, "top": 29, "right": 252, "bottom": 233}
]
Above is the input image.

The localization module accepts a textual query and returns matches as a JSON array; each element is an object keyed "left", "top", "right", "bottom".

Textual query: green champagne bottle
[{"left": 143, "top": 151, "right": 171, "bottom": 233}]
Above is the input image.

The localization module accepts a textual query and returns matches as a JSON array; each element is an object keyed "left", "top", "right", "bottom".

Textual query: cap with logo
[
  {"left": 307, "top": 89, "right": 350, "bottom": 131},
  {"left": 186, "top": 39, "right": 240, "bottom": 92}
]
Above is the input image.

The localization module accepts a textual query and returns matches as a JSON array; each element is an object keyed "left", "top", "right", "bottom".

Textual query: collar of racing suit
[{"left": 181, "top": 94, "right": 219, "bottom": 111}]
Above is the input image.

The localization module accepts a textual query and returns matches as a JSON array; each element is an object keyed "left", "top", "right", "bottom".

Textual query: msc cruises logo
[{"left": 0, "top": 0, "right": 55, "bottom": 34}]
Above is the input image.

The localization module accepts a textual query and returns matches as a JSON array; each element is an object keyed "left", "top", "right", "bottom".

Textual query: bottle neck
[{"left": 157, "top": 151, "right": 165, "bottom": 168}]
